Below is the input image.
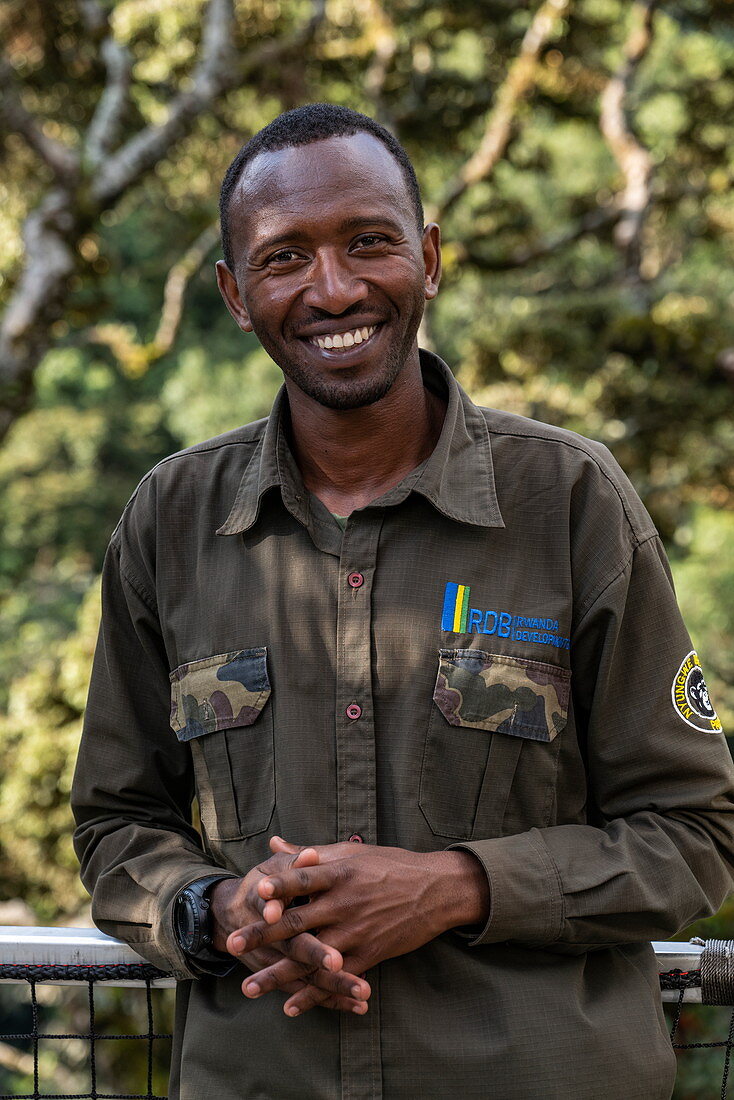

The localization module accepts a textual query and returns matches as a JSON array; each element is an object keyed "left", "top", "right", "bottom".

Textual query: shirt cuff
[
  {"left": 173, "top": 875, "right": 239, "bottom": 978},
  {"left": 153, "top": 865, "right": 239, "bottom": 980},
  {"left": 447, "top": 829, "right": 564, "bottom": 946}
]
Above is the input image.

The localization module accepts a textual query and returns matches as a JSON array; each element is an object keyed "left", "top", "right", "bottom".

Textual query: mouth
[{"left": 305, "top": 324, "right": 379, "bottom": 353}]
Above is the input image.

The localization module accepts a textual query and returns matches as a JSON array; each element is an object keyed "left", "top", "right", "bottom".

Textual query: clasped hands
[{"left": 209, "top": 836, "right": 488, "bottom": 1019}]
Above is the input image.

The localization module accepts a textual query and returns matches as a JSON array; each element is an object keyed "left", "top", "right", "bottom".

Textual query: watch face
[{"left": 176, "top": 891, "right": 200, "bottom": 952}]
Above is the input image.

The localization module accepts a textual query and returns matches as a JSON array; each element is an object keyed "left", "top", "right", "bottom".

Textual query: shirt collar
[{"left": 217, "top": 349, "right": 504, "bottom": 536}]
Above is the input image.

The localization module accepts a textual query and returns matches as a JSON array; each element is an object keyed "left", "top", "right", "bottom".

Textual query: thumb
[{"left": 270, "top": 835, "right": 304, "bottom": 856}]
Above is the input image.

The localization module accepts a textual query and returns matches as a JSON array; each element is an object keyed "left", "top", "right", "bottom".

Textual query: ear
[
  {"left": 421, "top": 223, "right": 442, "bottom": 301},
  {"left": 216, "top": 260, "right": 253, "bottom": 333}
]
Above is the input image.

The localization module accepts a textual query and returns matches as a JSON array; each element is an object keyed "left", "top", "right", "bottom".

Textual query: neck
[{"left": 285, "top": 355, "right": 446, "bottom": 516}]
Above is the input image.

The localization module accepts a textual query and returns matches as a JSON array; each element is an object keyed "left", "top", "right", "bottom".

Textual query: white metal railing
[
  {"left": 0, "top": 926, "right": 175, "bottom": 988},
  {"left": 654, "top": 939, "right": 703, "bottom": 1002},
  {"left": 0, "top": 927, "right": 709, "bottom": 1000}
]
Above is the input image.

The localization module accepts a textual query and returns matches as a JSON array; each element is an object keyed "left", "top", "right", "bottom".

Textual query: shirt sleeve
[
  {"left": 71, "top": 538, "right": 237, "bottom": 979},
  {"left": 452, "top": 534, "right": 734, "bottom": 948}
]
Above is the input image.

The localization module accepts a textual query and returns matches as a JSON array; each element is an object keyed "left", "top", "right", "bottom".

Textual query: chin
[
  {"left": 303, "top": 378, "right": 396, "bottom": 411},
  {"left": 284, "top": 356, "right": 407, "bottom": 411}
]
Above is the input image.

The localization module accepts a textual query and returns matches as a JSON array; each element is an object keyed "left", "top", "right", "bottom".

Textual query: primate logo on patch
[{"left": 672, "top": 651, "right": 722, "bottom": 732}]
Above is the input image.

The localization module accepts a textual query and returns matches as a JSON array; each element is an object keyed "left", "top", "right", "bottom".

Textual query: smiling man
[{"left": 72, "top": 104, "right": 734, "bottom": 1100}]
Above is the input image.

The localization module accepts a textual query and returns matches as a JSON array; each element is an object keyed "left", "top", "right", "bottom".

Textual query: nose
[{"left": 301, "top": 248, "right": 367, "bottom": 314}]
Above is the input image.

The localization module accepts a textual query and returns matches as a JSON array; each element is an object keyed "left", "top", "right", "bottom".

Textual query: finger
[
  {"left": 240, "top": 943, "right": 369, "bottom": 1013},
  {"left": 291, "top": 847, "right": 319, "bottom": 866},
  {"left": 246, "top": 849, "right": 319, "bottom": 920},
  {"left": 228, "top": 901, "right": 330, "bottom": 954},
  {"left": 282, "top": 985, "right": 368, "bottom": 1015},
  {"left": 269, "top": 835, "right": 303, "bottom": 856},
  {"left": 279, "top": 930, "right": 344, "bottom": 974},
  {"left": 242, "top": 963, "right": 367, "bottom": 1012},
  {"left": 305, "top": 929, "right": 370, "bottom": 984},
  {"left": 228, "top": 925, "right": 342, "bottom": 973},
  {"left": 243, "top": 956, "right": 370, "bottom": 1002},
  {"left": 241, "top": 947, "right": 324, "bottom": 998},
  {"left": 254, "top": 848, "right": 318, "bottom": 880},
  {"left": 258, "top": 846, "right": 320, "bottom": 922},
  {"left": 258, "top": 861, "right": 346, "bottom": 903},
  {"left": 262, "top": 898, "right": 285, "bottom": 923},
  {"left": 241, "top": 953, "right": 319, "bottom": 996},
  {"left": 313, "top": 994, "right": 369, "bottom": 1015},
  {"left": 284, "top": 983, "right": 369, "bottom": 1018}
]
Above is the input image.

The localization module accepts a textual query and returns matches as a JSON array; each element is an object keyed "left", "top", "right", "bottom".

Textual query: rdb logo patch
[{"left": 672, "top": 651, "right": 722, "bottom": 732}]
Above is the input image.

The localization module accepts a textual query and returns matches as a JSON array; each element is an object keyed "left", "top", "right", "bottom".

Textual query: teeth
[{"left": 312, "top": 325, "right": 376, "bottom": 351}]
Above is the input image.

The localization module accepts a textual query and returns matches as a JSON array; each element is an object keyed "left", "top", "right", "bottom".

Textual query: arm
[
  {"left": 72, "top": 538, "right": 231, "bottom": 978},
  {"left": 451, "top": 535, "right": 734, "bottom": 949},
  {"left": 71, "top": 538, "right": 369, "bottom": 1009},
  {"left": 233, "top": 537, "right": 734, "bottom": 1011}
]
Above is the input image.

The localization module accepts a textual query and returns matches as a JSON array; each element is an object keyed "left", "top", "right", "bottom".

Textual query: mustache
[{"left": 297, "top": 307, "right": 387, "bottom": 326}]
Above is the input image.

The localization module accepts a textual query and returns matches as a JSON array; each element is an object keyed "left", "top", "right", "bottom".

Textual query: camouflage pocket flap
[
  {"left": 169, "top": 647, "right": 271, "bottom": 742},
  {"left": 433, "top": 649, "right": 570, "bottom": 743}
]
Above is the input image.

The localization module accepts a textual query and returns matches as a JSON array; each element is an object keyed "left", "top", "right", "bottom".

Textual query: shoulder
[
  {"left": 478, "top": 405, "right": 657, "bottom": 547},
  {"left": 132, "top": 419, "right": 267, "bottom": 496},
  {"left": 110, "top": 418, "right": 268, "bottom": 547}
]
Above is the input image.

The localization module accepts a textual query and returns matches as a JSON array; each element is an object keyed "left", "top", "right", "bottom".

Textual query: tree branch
[
  {"left": 0, "top": 0, "right": 329, "bottom": 441},
  {"left": 0, "top": 190, "right": 77, "bottom": 439},
  {"left": 430, "top": 0, "right": 572, "bottom": 221},
  {"left": 457, "top": 205, "right": 620, "bottom": 271},
  {"left": 91, "top": 0, "right": 238, "bottom": 206},
  {"left": 363, "top": 0, "right": 397, "bottom": 125},
  {"left": 84, "top": 2, "right": 134, "bottom": 168},
  {"left": 599, "top": 0, "right": 659, "bottom": 283},
  {"left": 454, "top": 161, "right": 720, "bottom": 277},
  {"left": 155, "top": 221, "right": 220, "bottom": 350},
  {"left": 235, "top": 0, "right": 327, "bottom": 80},
  {"left": 90, "top": 0, "right": 327, "bottom": 207},
  {"left": 0, "top": 59, "right": 78, "bottom": 183},
  {"left": 87, "top": 221, "right": 221, "bottom": 373}
]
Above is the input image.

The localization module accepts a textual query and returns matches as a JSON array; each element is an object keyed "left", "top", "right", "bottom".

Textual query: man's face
[{"left": 216, "top": 133, "right": 441, "bottom": 410}]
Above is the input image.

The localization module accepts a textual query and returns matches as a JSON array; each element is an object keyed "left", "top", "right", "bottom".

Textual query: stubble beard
[
  {"left": 256, "top": 303, "right": 424, "bottom": 411},
  {"left": 278, "top": 343, "right": 408, "bottom": 410}
]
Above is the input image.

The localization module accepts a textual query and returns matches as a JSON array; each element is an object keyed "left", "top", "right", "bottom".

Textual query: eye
[
  {"left": 353, "top": 233, "right": 388, "bottom": 250},
  {"left": 268, "top": 248, "right": 303, "bottom": 265}
]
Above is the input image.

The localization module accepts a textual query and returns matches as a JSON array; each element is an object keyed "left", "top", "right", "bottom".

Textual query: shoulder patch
[{"left": 671, "top": 651, "right": 722, "bottom": 732}]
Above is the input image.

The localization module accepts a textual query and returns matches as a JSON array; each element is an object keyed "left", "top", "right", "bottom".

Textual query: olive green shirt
[{"left": 72, "top": 352, "right": 734, "bottom": 1100}]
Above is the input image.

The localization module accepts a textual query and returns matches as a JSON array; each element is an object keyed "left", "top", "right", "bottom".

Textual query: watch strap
[{"left": 174, "top": 874, "right": 233, "bottom": 962}]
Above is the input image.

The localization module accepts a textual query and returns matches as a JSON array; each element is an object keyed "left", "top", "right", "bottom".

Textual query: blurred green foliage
[{"left": 1, "top": 0, "right": 734, "bottom": 1093}]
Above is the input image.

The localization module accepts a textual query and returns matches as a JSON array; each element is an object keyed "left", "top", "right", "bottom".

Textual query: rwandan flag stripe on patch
[{"left": 442, "top": 582, "right": 471, "bottom": 633}]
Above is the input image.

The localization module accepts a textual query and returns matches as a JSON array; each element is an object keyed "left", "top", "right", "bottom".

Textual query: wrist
[
  {"left": 209, "top": 876, "right": 247, "bottom": 953},
  {"left": 424, "top": 850, "right": 490, "bottom": 934},
  {"left": 174, "top": 875, "right": 233, "bottom": 961}
]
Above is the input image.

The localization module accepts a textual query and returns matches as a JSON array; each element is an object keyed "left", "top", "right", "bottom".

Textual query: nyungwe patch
[{"left": 671, "top": 650, "right": 722, "bottom": 732}]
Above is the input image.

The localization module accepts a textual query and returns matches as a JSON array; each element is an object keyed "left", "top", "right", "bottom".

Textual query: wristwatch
[{"left": 174, "top": 875, "right": 231, "bottom": 963}]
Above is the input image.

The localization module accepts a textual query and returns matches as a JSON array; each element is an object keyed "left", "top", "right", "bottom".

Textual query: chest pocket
[
  {"left": 419, "top": 649, "right": 571, "bottom": 841},
  {"left": 170, "top": 647, "right": 274, "bottom": 842}
]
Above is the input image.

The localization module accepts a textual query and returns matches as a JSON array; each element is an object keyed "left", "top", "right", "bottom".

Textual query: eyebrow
[{"left": 338, "top": 215, "right": 405, "bottom": 235}]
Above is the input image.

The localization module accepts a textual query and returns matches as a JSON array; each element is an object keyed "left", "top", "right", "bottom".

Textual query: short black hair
[{"left": 219, "top": 103, "right": 424, "bottom": 270}]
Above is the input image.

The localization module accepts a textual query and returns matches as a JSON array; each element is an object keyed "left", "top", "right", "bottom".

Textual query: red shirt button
[
  {"left": 346, "top": 703, "right": 362, "bottom": 720},
  {"left": 348, "top": 834, "right": 364, "bottom": 843},
  {"left": 348, "top": 572, "right": 364, "bottom": 588}
]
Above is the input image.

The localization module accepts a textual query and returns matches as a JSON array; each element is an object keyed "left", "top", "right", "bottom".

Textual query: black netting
[
  {"left": 663, "top": 967, "right": 734, "bottom": 1100},
  {"left": 0, "top": 967, "right": 166, "bottom": 986},
  {"left": 2, "top": 955, "right": 734, "bottom": 1098},
  {"left": 0, "top": 968, "right": 172, "bottom": 1100}
]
